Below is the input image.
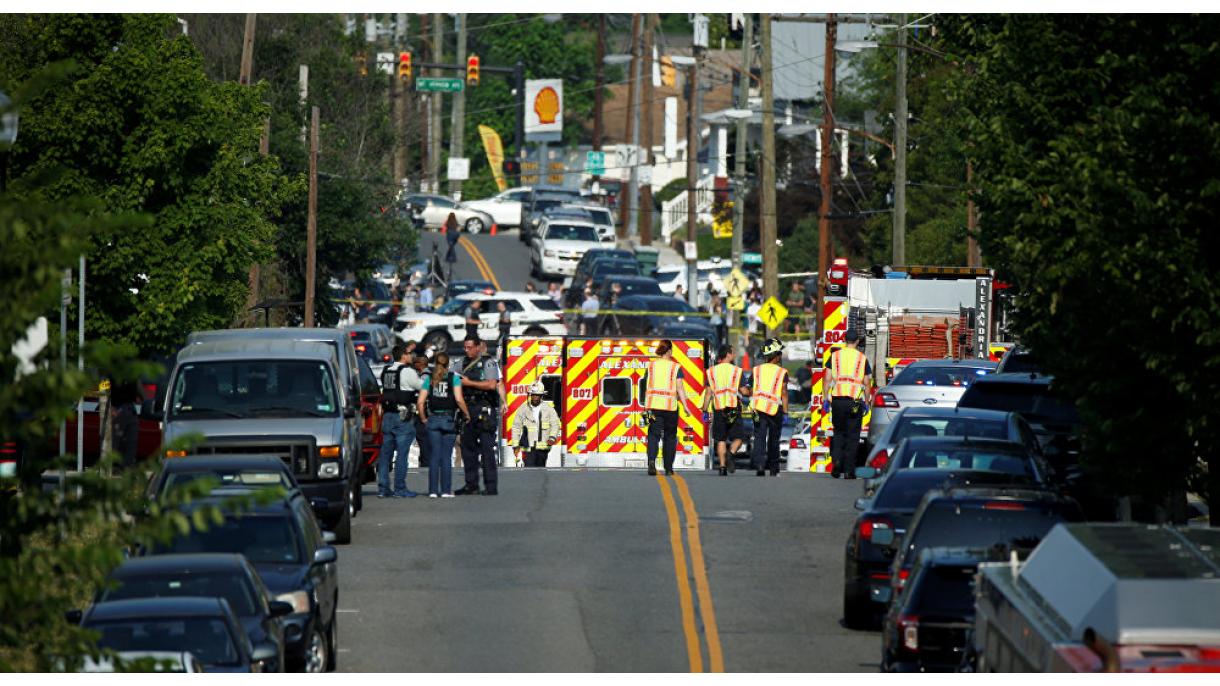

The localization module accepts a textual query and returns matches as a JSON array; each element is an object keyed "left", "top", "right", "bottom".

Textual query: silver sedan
[
  {"left": 869, "top": 358, "right": 998, "bottom": 444},
  {"left": 400, "top": 193, "right": 496, "bottom": 234}
]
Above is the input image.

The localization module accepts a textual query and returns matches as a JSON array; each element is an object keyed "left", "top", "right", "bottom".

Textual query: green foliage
[
  {"left": 938, "top": 15, "right": 1220, "bottom": 520},
  {"left": 1, "top": 14, "right": 295, "bottom": 356}
]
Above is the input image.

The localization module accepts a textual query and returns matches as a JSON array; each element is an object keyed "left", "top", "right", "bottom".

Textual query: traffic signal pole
[{"left": 450, "top": 13, "right": 467, "bottom": 200}]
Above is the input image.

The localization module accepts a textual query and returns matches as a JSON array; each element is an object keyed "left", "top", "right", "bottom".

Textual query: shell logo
[{"left": 533, "top": 86, "right": 560, "bottom": 124}]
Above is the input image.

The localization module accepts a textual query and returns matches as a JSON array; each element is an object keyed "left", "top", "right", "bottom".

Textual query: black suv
[
  {"left": 564, "top": 248, "right": 637, "bottom": 307},
  {"left": 150, "top": 487, "right": 340, "bottom": 672},
  {"left": 881, "top": 547, "right": 989, "bottom": 672}
]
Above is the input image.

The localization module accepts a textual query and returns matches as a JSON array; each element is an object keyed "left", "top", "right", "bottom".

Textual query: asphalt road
[
  {"left": 418, "top": 228, "right": 538, "bottom": 295},
  {"left": 337, "top": 470, "right": 881, "bottom": 672}
]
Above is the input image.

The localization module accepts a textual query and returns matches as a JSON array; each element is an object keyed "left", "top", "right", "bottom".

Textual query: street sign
[
  {"left": 447, "top": 157, "right": 470, "bottom": 181},
  {"left": 727, "top": 295, "right": 745, "bottom": 311},
  {"left": 758, "top": 296, "right": 789, "bottom": 331},
  {"left": 416, "top": 77, "right": 464, "bottom": 93},
  {"left": 743, "top": 252, "right": 762, "bottom": 265},
  {"left": 525, "top": 79, "right": 563, "bottom": 142},
  {"left": 616, "top": 144, "right": 639, "bottom": 170},
  {"left": 725, "top": 268, "right": 751, "bottom": 298},
  {"left": 585, "top": 151, "right": 606, "bottom": 176},
  {"left": 376, "top": 52, "right": 395, "bottom": 75}
]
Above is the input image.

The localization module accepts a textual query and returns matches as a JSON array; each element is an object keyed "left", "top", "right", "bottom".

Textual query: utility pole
[
  {"left": 430, "top": 13, "right": 443, "bottom": 193},
  {"left": 304, "top": 106, "right": 319, "bottom": 327},
  {"left": 450, "top": 13, "right": 467, "bottom": 199},
  {"left": 967, "top": 159, "right": 980, "bottom": 267},
  {"left": 619, "top": 14, "right": 641, "bottom": 239},
  {"left": 239, "top": 13, "right": 261, "bottom": 318},
  {"left": 685, "top": 40, "right": 704, "bottom": 306},
  {"left": 299, "top": 65, "right": 309, "bottom": 143},
  {"left": 418, "top": 14, "right": 430, "bottom": 188},
  {"left": 731, "top": 14, "right": 753, "bottom": 348},
  {"left": 815, "top": 16, "right": 837, "bottom": 348},
  {"left": 594, "top": 15, "right": 605, "bottom": 155},
  {"left": 893, "top": 13, "right": 908, "bottom": 267},
  {"left": 640, "top": 14, "right": 656, "bottom": 245},
  {"left": 759, "top": 14, "right": 778, "bottom": 329}
]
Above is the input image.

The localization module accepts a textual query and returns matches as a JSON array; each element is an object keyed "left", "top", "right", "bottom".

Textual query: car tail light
[
  {"left": 383, "top": 354, "right": 391, "bottom": 362},
  {"left": 899, "top": 614, "right": 919, "bottom": 652},
  {"left": 984, "top": 501, "right": 1026, "bottom": 511},
  {"left": 355, "top": 343, "right": 367, "bottom": 353},
  {"left": 868, "top": 449, "right": 889, "bottom": 471},
  {"left": 895, "top": 568, "right": 910, "bottom": 591},
  {"left": 858, "top": 517, "right": 891, "bottom": 542},
  {"left": 874, "top": 392, "right": 899, "bottom": 408},
  {"left": 789, "top": 437, "right": 806, "bottom": 450}
]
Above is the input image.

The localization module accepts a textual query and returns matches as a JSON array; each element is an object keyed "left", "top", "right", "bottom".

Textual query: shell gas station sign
[{"left": 525, "top": 79, "right": 563, "bottom": 142}]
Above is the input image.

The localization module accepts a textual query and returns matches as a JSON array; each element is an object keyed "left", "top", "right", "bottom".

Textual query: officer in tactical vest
[
  {"left": 750, "top": 337, "right": 790, "bottom": 476},
  {"left": 456, "top": 335, "right": 504, "bottom": 495},
  {"left": 378, "top": 343, "right": 425, "bottom": 498}
]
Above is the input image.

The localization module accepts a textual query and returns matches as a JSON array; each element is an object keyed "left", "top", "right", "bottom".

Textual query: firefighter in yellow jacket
[
  {"left": 644, "top": 340, "right": 689, "bottom": 476},
  {"left": 511, "top": 382, "right": 561, "bottom": 468},
  {"left": 751, "top": 338, "right": 790, "bottom": 476},
  {"left": 705, "top": 344, "right": 750, "bottom": 476},
  {"left": 824, "top": 329, "right": 874, "bottom": 479}
]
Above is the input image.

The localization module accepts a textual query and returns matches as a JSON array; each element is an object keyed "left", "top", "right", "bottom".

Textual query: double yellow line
[
  {"left": 458, "top": 235, "right": 502, "bottom": 291},
  {"left": 656, "top": 474, "right": 724, "bottom": 672}
]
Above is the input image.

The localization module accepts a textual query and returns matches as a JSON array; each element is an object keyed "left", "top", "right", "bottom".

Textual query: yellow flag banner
[{"left": 478, "top": 124, "right": 508, "bottom": 192}]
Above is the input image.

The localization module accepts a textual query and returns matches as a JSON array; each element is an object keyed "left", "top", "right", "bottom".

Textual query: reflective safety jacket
[
  {"left": 829, "top": 346, "right": 869, "bottom": 400},
  {"left": 751, "top": 363, "right": 788, "bottom": 416},
  {"left": 710, "top": 362, "right": 743, "bottom": 411},
  {"left": 644, "top": 358, "right": 680, "bottom": 411},
  {"left": 511, "top": 401, "right": 562, "bottom": 450}
]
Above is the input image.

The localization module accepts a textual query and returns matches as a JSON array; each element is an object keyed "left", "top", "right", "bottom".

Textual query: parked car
[
  {"left": 80, "top": 650, "right": 204, "bottom": 673},
  {"left": 371, "top": 262, "right": 399, "bottom": 288},
  {"left": 163, "top": 337, "right": 362, "bottom": 543},
  {"left": 957, "top": 373, "right": 1081, "bottom": 465},
  {"left": 994, "top": 345, "right": 1042, "bottom": 374},
  {"left": 338, "top": 279, "right": 396, "bottom": 326},
  {"left": 596, "top": 275, "right": 662, "bottom": 304},
  {"left": 399, "top": 193, "right": 495, "bottom": 233},
  {"left": 540, "top": 204, "right": 617, "bottom": 242},
  {"left": 564, "top": 248, "right": 638, "bottom": 307},
  {"left": 395, "top": 291, "right": 565, "bottom": 353},
  {"left": 521, "top": 186, "right": 584, "bottom": 243},
  {"left": 80, "top": 597, "right": 275, "bottom": 673},
  {"left": 151, "top": 487, "right": 339, "bottom": 672},
  {"left": 460, "top": 187, "right": 531, "bottom": 228},
  {"left": 843, "top": 469, "right": 1036, "bottom": 628},
  {"left": 881, "top": 547, "right": 988, "bottom": 672},
  {"left": 145, "top": 454, "right": 301, "bottom": 503},
  {"left": 598, "top": 294, "right": 713, "bottom": 340},
  {"left": 92, "top": 554, "right": 292, "bottom": 672},
  {"left": 870, "top": 359, "right": 998, "bottom": 440},
  {"left": 530, "top": 218, "right": 603, "bottom": 279},
  {"left": 860, "top": 436, "right": 1051, "bottom": 493},
  {"left": 344, "top": 324, "right": 394, "bottom": 378}
]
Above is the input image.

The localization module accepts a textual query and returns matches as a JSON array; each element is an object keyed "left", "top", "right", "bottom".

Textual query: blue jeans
[
  {"left": 414, "top": 419, "right": 430, "bottom": 468},
  {"left": 426, "top": 414, "right": 458, "bottom": 495},
  {"left": 377, "top": 413, "right": 416, "bottom": 494},
  {"left": 752, "top": 410, "right": 784, "bottom": 473}
]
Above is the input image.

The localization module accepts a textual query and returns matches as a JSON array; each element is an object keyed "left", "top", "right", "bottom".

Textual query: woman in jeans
[{"left": 416, "top": 352, "right": 471, "bottom": 498}]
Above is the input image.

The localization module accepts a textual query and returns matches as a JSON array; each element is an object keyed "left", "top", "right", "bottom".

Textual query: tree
[
  {"left": 0, "top": 14, "right": 295, "bottom": 357},
  {"left": 938, "top": 15, "right": 1220, "bottom": 522}
]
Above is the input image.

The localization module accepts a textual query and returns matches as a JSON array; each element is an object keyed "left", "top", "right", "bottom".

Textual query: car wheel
[
  {"left": 465, "top": 217, "right": 485, "bottom": 234},
  {"left": 333, "top": 489, "right": 353, "bottom": 544},
  {"left": 843, "top": 583, "right": 872, "bottom": 630},
  {"left": 325, "top": 613, "right": 338, "bottom": 672},
  {"left": 422, "top": 330, "right": 452, "bottom": 354},
  {"left": 352, "top": 477, "right": 363, "bottom": 514},
  {"left": 523, "top": 327, "right": 546, "bottom": 337},
  {"left": 304, "top": 624, "right": 328, "bottom": 673}
]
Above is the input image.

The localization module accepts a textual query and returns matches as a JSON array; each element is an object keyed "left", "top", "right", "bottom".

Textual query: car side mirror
[
  {"left": 855, "top": 467, "right": 878, "bottom": 479},
  {"left": 64, "top": 608, "right": 83, "bottom": 624},
  {"left": 853, "top": 498, "right": 868, "bottom": 511},
  {"left": 251, "top": 642, "right": 278, "bottom": 663},
  {"left": 871, "top": 528, "right": 896, "bottom": 546},
  {"left": 343, "top": 406, "right": 357, "bottom": 419},
  {"left": 313, "top": 546, "right": 338, "bottom": 565},
  {"left": 268, "top": 601, "right": 294, "bottom": 618},
  {"left": 322, "top": 530, "right": 337, "bottom": 545}
]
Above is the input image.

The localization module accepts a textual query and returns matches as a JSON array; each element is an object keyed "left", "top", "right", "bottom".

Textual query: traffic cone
[
  {"left": 490, "top": 223, "right": 498, "bottom": 236},
  {"left": 741, "top": 350, "right": 750, "bottom": 369},
  {"left": 440, "top": 225, "right": 446, "bottom": 235}
]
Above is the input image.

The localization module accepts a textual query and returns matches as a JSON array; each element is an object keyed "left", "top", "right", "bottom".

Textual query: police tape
[{"left": 340, "top": 300, "right": 824, "bottom": 322}]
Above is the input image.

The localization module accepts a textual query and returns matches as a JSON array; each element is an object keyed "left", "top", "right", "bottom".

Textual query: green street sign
[
  {"left": 416, "top": 77, "right": 464, "bottom": 93},
  {"left": 585, "top": 151, "right": 606, "bottom": 176},
  {"left": 743, "top": 252, "right": 763, "bottom": 265}
]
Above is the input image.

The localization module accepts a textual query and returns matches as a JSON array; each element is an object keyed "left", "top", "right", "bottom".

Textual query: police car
[{"left": 393, "top": 291, "right": 566, "bottom": 352}]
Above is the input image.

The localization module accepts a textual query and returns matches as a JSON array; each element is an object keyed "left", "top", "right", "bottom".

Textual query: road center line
[
  {"left": 673, "top": 475, "right": 725, "bottom": 672},
  {"left": 459, "top": 235, "right": 502, "bottom": 291},
  {"left": 656, "top": 475, "right": 704, "bottom": 672}
]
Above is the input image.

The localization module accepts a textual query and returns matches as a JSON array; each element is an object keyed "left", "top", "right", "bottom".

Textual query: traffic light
[
  {"left": 355, "top": 51, "right": 368, "bottom": 77},
  {"left": 503, "top": 159, "right": 520, "bottom": 177},
  {"left": 398, "top": 51, "right": 412, "bottom": 84},
  {"left": 466, "top": 54, "right": 480, "bottom": 86}
]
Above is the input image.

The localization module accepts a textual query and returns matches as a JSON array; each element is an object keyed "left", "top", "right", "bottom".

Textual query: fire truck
[{"left": 500, "top": 336, "right": 709, "bottom": 470}]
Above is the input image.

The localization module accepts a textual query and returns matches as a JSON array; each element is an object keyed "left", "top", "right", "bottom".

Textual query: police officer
[
  {"left": 644, "top": 340, "right": 689, "bottom": 476},
  {"left": 409, "top": 348, "right": 433, "bottom": 469},
  {"left": 456, "top": 335, "right": 503, "bottom": 495},
  {"left": 751, "top": 337, "right": 790, "bottom": 476},
  {"left": 824, "top": 329, "right": 874, "bottom": 479},
  {"left": 705, "top": 345, "right": 749, "bottom": 476},
  {"left": 378, "top": 343, "right": 424, "bottom": 498}
]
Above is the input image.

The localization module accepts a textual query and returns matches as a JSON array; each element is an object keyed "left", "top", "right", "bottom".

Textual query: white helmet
[{"left": 529, "top": 381, "right": 546, "bottom": 395}]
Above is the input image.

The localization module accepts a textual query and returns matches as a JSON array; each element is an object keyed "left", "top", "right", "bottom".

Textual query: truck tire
[
  {"left": 333, "top": 488, "right": 353, "bottom": 544},
  {"left": 523, "top": 326, "right": 547, "bottom": 337}
]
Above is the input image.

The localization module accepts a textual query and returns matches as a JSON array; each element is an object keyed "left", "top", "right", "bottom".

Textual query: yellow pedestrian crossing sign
[
  {"left": 725, "top": 268, "right": 751, "bottom": 298},
  {"left": 727, "top": 295, "right": 744, "bottom": 311},
  {"left": 759, "top": 297, "right": 789, "bottom": 331}
]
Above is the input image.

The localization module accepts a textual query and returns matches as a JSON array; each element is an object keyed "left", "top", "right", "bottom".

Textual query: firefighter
[
  {"left": 456, "top": 335, "right": 503, "bottom": 495},
  {"left": 705, "top": 344, "right": 749, "bottom": 476},
  {"left": 643, "top": 339, "right": 689, "bottom": 476},
  {"left": 751, "top": 337, "right": 789, "bottom": 476},
  {"left": 511, "top": 382, "right": 561, "bottom": 467},
  {"left": 823, "top": 329, "right": 874, "bottom": 479}
]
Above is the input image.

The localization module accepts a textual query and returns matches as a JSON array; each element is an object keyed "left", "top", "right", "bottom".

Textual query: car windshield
[
  {"left": 960, "top": 383, "right": 1080, "bottom": 424},
  {"left": 645, "top": 298, "right": 695, "bottom": 314},
  {"left": 545, "top": 224, "right": 599, "bottom": 242},
  {"left": 163, "top": 470, "right": 292, "bottom": 494},
  {"left": 586, "top": 208, "right": 612, "bottom": 226},
  {"left": 101, "top": 573, "right": 259, "bottom": 617},
  {"left": 893, "top": 417, "right": 1007, "bottom": 442},
  {"left": 911, "top": 564, "right": 978, "bottom": 615},
  {"left": 529, "top": 297, "right": 560, "bottom": 311},
  {"left": 352, "top": 343, "right": 381, "bottom": 364},
  {"left": 531, "top": 198, "right": 568, "bottom": 212},
  {"left": 437, "top": 298, "right": 481, "bottom": 315},
  {"left": 897, "top": 447, "right": 1033, "bottom": 477},
  {"left": 871, "top": 473, "right": 962, "bottom": 510},
  {"left": 592, "top": 261, "right": 639, "bottom": 277},
  {"left": 999, "top": 350, "right": 1041, "bottom": 374},
  {"left": 654, "top": 270, "right": 682, "bottom": 283},
  {"left": 449, "top": 282, "right": 493, "bottom": 297},
  {"left": 906, "top": 505, "right": 1063, "bottom": 562},
  {"left": 160, "top": 514, "right": 301, "bottom": 565},
  {"left": 893, "top": 365, "right": 992, "bottom": 387},
  {"left": 170, "top": 360, "right": 338, "bottom": 419},
  {"left": 611, "top": 280, "right": 661, "bottom": 296},
  {"left": 89, "top": 618, "right": 239, "bottom": 666}
]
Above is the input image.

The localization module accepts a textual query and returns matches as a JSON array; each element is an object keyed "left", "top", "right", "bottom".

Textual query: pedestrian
[
  {"left": 581, "top": 289, "right": 599, "bottom": 335},
  {"left": 793, "top": 359, "right": 816, "bottom": 409},
  {"left": 824, "top": 330, "right": 874, "bottom": 479},
  {"left": 746, "top": 297, "right": 762, "bottom": 336},
  {"left": 708, "top": 294, "right": 726, "bottom": 350},
  {"left": 464, "top": 298, "right": 484, "bottom": 340},
  {"left": 511, "top": 382, "right": 561, "bottom": 467},
  {"left": 674, "top": 283, "right": 685, "bottom": 301},
  {"left": 548, "top": 281, "right": 563, "bottom": 307},
  {"left": 785, "top": 280, "right": 805, "bottom": 334},
  {"left": 418, "top": 282, "right": 434, "bottom": 312},
  {"left": 376, "top": 343, "right": 423, "bottom": 498},
  {"left": 111, "top": 381, "right": 143, "bottom": 470},
  {"left": 496, "top": 300, "right": 512, "bottom": 351},
  {"left": 524, "top": 281, "right": 538, "bottom": 294},
  {"left": 456, "top": 335, "right": 503, "bottom": 495},
  {"left": 417, "top": 351, "right": 470, "bottom": 498},
  {"left": 705, "top": 345, "right": 749, "bottom": 476},
  {"left": 444, "top": 212, "right": 461, "bottom": 264},
  {"left": 643, "top": 339, "right": 689, "bottom": 476},
  {"left": 750, "top": 337, "right": 789, "bottom": 476}
]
